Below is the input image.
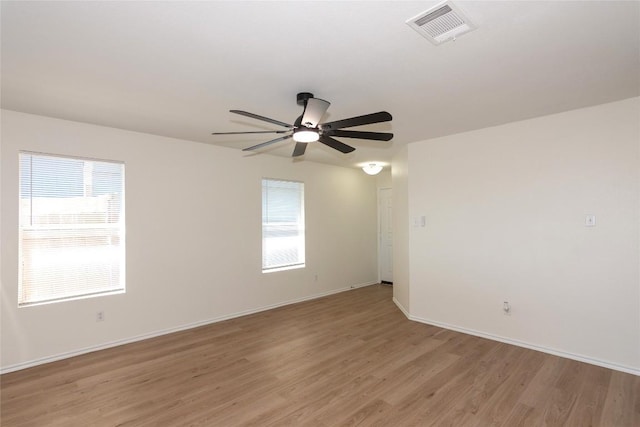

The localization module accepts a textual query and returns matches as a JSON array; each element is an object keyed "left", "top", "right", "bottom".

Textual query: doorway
[{"left": 379, "top": 188, "right": 393, "bottom": 284}]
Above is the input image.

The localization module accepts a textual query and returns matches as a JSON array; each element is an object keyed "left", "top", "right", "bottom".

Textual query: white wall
[
  {"left": 407, "top": 97, "right": 640, "bottom": 373},
  {"left": 0, "top": 110, "right": 379, "bottom": 371}
]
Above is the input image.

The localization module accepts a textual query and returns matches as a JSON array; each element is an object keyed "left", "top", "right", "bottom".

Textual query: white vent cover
[{"left": 406, "top": 1, "right": 476, "bottom": 45}]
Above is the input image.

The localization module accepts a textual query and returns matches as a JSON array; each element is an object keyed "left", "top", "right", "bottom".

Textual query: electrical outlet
[
  {"left": 96, "top": 311, "right": 105, "bottom": 322},
  {"left": 585, "top": 214, "right": 596, "bottom": 227},
  {"left": 503, "top": 302, "right": 511, "bottom": 316}
]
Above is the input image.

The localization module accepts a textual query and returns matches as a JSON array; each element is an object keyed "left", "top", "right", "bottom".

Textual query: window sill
[{"left": 262, "top": 264, "right": 305, "bottom": 274}]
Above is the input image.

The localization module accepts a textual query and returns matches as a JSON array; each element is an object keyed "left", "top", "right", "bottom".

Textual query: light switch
[
  {"left": 585, "top": 214, "right": 596, "bottom": 227},
  {"left": 420, "top": 216, "right": 426, "bottom": 227}
]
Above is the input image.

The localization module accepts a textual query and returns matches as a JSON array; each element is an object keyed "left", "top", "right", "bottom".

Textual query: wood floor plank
[
  {"left": 502, "top": 402, "right": 538, "bottom": 426},
  {"left": 600, "top": 370, "right": 640, "bottom": 426},
  {"left": 468, "top": 347, "right": 547, "bottom": 426},
  {"left": 1, "top": 284, "right": 638, "bottom": 426},
  {"left": 542, "top": 358, "right": 589, "bottom": 425},
  {"left": 564, "top": 365, "right": 611, "bottom": 426}
]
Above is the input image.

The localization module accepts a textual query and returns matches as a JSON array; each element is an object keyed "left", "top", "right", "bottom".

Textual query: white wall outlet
[
  {"left": 585, "top": 214, "right": 596, "bottom": 227},
  {"left": 503, "top": 301, "right": 511, "bottom": 315},
  {"left": 96, "top": 311, "right": 105, "bottom": 322}
]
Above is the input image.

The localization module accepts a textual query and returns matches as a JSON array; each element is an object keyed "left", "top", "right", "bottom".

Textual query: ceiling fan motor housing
[{"left": 296, "top": 92, "right": 314, "bottom": 106}]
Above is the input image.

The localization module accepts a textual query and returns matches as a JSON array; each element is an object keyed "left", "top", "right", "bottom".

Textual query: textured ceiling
[{"left": 2, "top": 1, "right": 639, "bottom": 169}]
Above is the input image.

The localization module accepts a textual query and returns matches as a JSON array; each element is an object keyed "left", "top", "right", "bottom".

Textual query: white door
[{"left": 379, "top": 188, "right": 393, "bottom": 283}]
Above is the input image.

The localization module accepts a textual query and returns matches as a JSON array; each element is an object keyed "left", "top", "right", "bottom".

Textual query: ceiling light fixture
[
  {"left": 362, "top": 163, "right": 383, "bottom": 175},
  {"left": 293, "top": 128, "right": 320, "bottom": 143}
]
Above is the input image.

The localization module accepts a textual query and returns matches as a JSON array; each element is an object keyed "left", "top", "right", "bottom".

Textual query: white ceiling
[{"left": 2, "top": 1, "right": 639, "bottom": 170}]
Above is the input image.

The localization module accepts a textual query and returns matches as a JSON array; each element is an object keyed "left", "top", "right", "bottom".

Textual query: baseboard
[
  {"left": 393, "top": 297, "right": 410, "bottom": 319},
  {"left": 350, "top": 280, "right": 379, "bottom": 290},
  {"left": 409, "top": 315, "right": 640, "bottom": 377},
  {"left": 1, "top": 281, "right": 378, "bottom": 374}
]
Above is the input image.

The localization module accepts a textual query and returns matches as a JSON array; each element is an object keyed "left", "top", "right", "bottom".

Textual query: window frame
[
  {"left": 18, "top": 151, "right": 126, "bottom": 307},
  {"left": 261, "top": 178, "right": 305, "bottom": 273}
]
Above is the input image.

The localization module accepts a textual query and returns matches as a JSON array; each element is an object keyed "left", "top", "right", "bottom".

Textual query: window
[
  {"left": 262, "top": 179, "right": 305, "bottom": 271},
  {"left": 19, "top": 152, "right": 125, "bottom": 306}
]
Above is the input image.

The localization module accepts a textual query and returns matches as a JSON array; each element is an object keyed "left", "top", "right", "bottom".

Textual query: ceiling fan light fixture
[
  {"left": 293, "top": 129, "right": 320, "bottom": 143},
  {"left": 362, "top": 163, "right": 383, "bottom": 175}
]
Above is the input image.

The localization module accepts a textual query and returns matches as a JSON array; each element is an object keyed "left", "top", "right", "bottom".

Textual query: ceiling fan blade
[
  {"left": 320, "top": 111, "right": 392, "bottom": 130},
  {"left": 318, "top": 135, "right": 355, "bottom": 154},
  {"left": 292, "top": 142, "right": 308, "bottom": 157},
  {"left": 230, "top": 110, "right": 293, "bottom": 129},
  {"left": 323, "top": 130, "right": 393, "bottom": 141},
  {"left": 301, "top": 98, "right": 330, "bottom": 128},
  {"left": 212, "top": 130, "right": 289, "bottom": 135},
  {"left": 242, "top": 135, "right": 293, "bottom": 151}
]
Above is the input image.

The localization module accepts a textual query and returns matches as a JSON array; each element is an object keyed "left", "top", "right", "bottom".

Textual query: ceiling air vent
[{"left": 406, "top": 1, "right": 476, "bottom": 45}]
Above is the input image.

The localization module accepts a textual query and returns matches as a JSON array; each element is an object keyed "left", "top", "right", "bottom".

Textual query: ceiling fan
[{"left": 211, "top": 92, "right": 393, "bottom": 157}]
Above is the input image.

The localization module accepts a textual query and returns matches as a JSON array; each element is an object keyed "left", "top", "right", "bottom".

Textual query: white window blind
[
  {"left": 262, "top": 179, "right": 305, "bottom": 271},
  {"left": 19, "top": 153, "right": 125, "bottom": 306}
]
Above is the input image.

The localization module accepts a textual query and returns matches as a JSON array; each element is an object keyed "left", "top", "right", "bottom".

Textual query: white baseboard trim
[
  {"left": 350, "top": 280, "right": 379, "bottom": 290},
  {"left": 1, "top": 281, "right": 379, "bottom": 374},
  {"left": 409, "top": 315, "right": 640, "bottom": 377},
  {"left": 393, "top": 297, "right": 410, "bottom": 319}
]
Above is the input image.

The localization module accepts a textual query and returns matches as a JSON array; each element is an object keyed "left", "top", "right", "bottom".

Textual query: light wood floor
[{"left": 1, "top": 285, "right": 638, "bottom": 426}]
